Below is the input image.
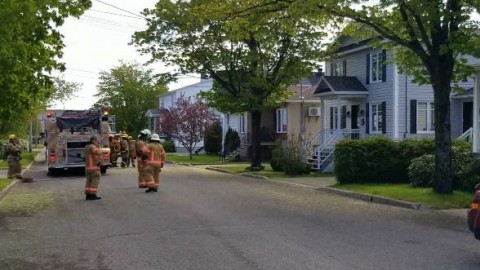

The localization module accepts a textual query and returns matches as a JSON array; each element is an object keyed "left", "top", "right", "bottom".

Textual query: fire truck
[{"left": 44, "top": 107, "right": 112, "bottom": 175}]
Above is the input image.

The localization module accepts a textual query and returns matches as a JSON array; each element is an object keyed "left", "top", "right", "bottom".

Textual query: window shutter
[
  {"left": 366, "top": 53, "right": 370, "bottom": 84},
  {"left": 330, "top": 107, "right": 333, "bottom": 129},
  {"left": 330, "top": 62, "right": 334, "bottom": 76},
  {"left": 382, "top": 101, "right": 387, "bottom": 134},
  {"left": 365, "top": 103, "right": 370, "bottom": 134},
  {"left": 343, "top": 60, "right": 347, "bottom": 77},
  {"left": 382, "top": 50, "right": 387, "bottom": 82},
  {"left": 341, "top": 105, "right": 346, "bottom": 129},
  {"left": 410, "top": 99, "right": 417, "bottom": 134}
]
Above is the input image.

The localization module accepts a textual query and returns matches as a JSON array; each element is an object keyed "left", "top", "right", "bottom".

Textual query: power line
[
  {"left": 88, "top": 9, "right": 145, "bottom": 20},
  {"left": 81, "top": 16, "right": 144, "bottom": 30},
  {"left": 93, "top": 0, "right": 145, "bottom": 20}
]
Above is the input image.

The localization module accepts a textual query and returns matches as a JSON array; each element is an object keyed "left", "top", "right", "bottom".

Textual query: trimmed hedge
[
  {"left": 204, "top": 121, "right": 222, "bottom": 155},
  {"left": 162, "top": 140, "right": 176, "bottom": 153},
  {"left": 334, "top": 136, "right": 471, "bottom": 185}
]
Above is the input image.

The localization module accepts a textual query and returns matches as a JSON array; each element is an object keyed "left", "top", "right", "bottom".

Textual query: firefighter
[
  {"left": 84, "top": 136, "right": 102, "bottom": 200},
  {"left": 6, "top": 134, "right": 22, "bottom": 179},
  {"left": 120, "top": 133, "right": 129, "bottom": 168},
  {"left": 128, "top": 136, "right": 136, "bottom": 168},
  {"left": 135, "top": 129, "right": 151, "bottom": 188},
  {"left": 110, "top": 133, "right": 121, "bottom": 167},
  {"left": 142, "top": 133, "right": 166, "bottom": 193}
]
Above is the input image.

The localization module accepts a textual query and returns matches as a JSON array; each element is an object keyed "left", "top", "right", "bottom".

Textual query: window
[
  {"left": 331, "top": 61, "right": 345, "bottom": 76},
  {"left": 370, "top": 52, "right": 383, "bottom": 83},
  {"left": 239, "top": 114, "right": 245, "bottom": 133},
  {"left": 276, "top": 108, "right": 287, "bottom": 133},
  {"left": 371, "top": 103, "right": 383, "bottom": 133},
  {"left": 417, "top": 101, "right": 434, "bottom": 132},
  {"left": 330, "top": 107, "right": 339, "bottom": 130}
]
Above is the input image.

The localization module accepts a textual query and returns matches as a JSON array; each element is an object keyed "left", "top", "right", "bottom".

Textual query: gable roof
[
  {"left": 146, "top": 109, "right": 162, "bottom": 117},
  {"left": 288, "top": 72, "right": 323, "bottom": 101},
  {"left": 314, "top": 76, "right": 368, "bottom": 97}
]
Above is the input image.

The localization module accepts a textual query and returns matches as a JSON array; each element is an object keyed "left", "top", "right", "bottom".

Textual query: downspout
[{"left": 404, "top": 75, "right": 408, "bottom": 138}]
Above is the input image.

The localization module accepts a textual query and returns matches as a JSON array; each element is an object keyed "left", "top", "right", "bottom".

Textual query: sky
[{"left": 51, "top": 0, "right": 199, "bottom": 110}]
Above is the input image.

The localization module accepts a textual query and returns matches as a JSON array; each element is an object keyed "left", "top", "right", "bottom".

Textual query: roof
[
  {"left": 453, "top": 87, "right": 473, "bottom": 98},
  {"left": 146, "top": 109, "right": 162, "bottom": 117},
  {"left": 288, "top": 72, "right": 323, "bottom": 101},
  {"left": 314, "top": 76, "right": 368, "bottom": 96},
  {"left": 160, "top": 78, "right": 213, "bottom": 97}
]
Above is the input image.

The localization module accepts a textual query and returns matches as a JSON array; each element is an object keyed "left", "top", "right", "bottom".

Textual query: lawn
[
  {"left": 210, "top": 163, "right": 335, "bottom": 178},
  {"left": 167, "top": 153, "right": 224, "bottom": 165},
  {"left": 333, "top": 183, "right": 474, "bottom": 209},
  {"left": 0, "top": 178, "right": 13, "bottom": 192},
  {"left": 0, "top": 151, "right": 39, "bottom": 170}
]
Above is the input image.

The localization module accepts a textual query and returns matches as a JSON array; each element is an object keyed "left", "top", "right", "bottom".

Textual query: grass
[
  {"left": 0, "top": 178, "right": 13, "bottom": 192},
  {"left": 333, "top": 183, "right": 474, "bottom": 209},
  {"left": 0, "top": 151, "right": 39, "bottom": 169},
  {"left": 167, "top": 153, "right": 224, "bottom": 165},
  {"left": 210, "top": 163, "right": 335, "bottom": 178}
]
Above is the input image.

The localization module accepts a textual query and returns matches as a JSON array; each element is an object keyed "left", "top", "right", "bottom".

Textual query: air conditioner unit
[{"left": 308, "top": 107, "right": 321, "bottom": 117}]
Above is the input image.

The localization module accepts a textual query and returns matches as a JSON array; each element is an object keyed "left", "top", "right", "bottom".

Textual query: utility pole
[{"left": 29, "top": 119, "right": 33, "bottom": 152}]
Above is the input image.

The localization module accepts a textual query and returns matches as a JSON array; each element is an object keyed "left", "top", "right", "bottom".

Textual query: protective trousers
[
  {"left": 85, "top": 170, "right": 100, "bottom": 194},
  {"left": 137, "top": 160, "right": 148, "bottom": 188},
  {"left": 144, "top": 165, "right": 161, "bottom": 189},
  {"left": 7, "top": 158, "right": 21, "bottom": 179}
]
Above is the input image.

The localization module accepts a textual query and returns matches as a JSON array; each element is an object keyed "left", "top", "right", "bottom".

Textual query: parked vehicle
[
  {"left": 44, "top": 107, "right": 111, "bottom": 175},
  {"left": 467, "top": 184, "right": 480, "bottom": 239}
]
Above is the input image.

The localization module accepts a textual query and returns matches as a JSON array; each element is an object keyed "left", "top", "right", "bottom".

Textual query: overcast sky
[{"left": 51, "top": 0, "right": 199, "bottom": 110}]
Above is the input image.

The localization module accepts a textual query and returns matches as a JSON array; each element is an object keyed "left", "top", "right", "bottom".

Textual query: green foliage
[
  {"left": 282, "top": 134, "right": 312, "bottom": 176},
  {"left": 204, "top": 121, "right": 222, "bottom": 155},
  {"left": 0, "top": 0, "right": 91, "bottom": 128},
  {"left": 223, "top": 128, "right": 240, "bottom": 156},
  {"left": 94, "top": 62, "right": 168, "bottom": 136},
  {"left": 162, "top": 140, "right": 176, "bottom": 153},
  {"left": 408, "top": 154, "right": 436, "bottom": 187},
  {"left": 270, "top": 145, "right": 285, "bottom": 172}
]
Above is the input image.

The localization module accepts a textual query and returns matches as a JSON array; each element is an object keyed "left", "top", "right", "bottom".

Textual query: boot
[
  {"left": 86, "top": 194, "right": 102, "bottom": 200},
  {"left": 152, "top": 188, "right": 158, "bottom": 192},
  {"left": 145, "top": 188, "right": 155, "bottom": 193}
]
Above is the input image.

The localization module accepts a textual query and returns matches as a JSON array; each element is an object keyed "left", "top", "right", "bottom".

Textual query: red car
[{"left": 468, "top": 184, "right": 480, "bottom": 240}]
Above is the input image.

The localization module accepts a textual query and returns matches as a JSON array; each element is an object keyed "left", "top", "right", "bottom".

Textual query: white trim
[
  {"left": 474, "top": 70, "right": 480, "bottom": 152},
  {"left": 370, "top": 102, "right": 383, "bottom": 134},
  {"left": 369, "top": 52, "right": 383, "bottom": 84},
  {"left": 336, "top": 45, "right": 370, "bottom": 56},
  {"left": 287, "top": 99, "right": 322, "bottom": 103},
  {"left": 393, "top": 62, "right": 399, "bottom": 139},
  {"left": 315, "top": 91, "right": 368, "bottom": 97},
  {"left": 416, "top": 100, "right": 435, "bottom": 133}
]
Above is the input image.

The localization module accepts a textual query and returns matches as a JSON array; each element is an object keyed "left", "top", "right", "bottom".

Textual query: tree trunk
[
  {"left": 431, "top": 67, "right": 453, "bottom": 194},
  {"left": 250, "top": 110, "right": 262, "bottom": 168}
]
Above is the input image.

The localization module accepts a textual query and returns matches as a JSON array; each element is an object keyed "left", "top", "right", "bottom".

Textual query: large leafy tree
[
  {"left": 252, "top": 0, "right": 480, "bottom": 193},
  {"left": 94, "top": 62, "right": 168, "bottom": 137},
  {"left": 0, "top": 0, "right": 91, "bottom": 127},
  {"left": 133, "top": 0, "right": 325, "bottom": 169},
  {"left": 159, "top": 94, "right": 217, "bottom": 159}
]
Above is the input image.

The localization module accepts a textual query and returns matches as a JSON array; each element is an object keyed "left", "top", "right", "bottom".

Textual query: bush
[
  {"left": 408, "top": 154, "right": 435, "bottom": 187},
  {"left": 204, "top": 121, "right": 222, "bottom": 155},
  {"left": 270, "top": 145, "right": 285, "bottom": 172},
  {"left": 223, "top": 128, "right": 240, "bottom": 156},
  {"left": 162, "top": 140, "right": 176, "bottom": 153}
]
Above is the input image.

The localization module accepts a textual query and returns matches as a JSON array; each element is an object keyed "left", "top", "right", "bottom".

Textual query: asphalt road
[{"left": 0, "top": 159, "right": 479, "bottom": 270}]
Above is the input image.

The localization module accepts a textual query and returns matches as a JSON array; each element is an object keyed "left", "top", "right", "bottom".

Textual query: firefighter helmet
[
  {"left": 150, "top": 134, "right": 161, "bottom": 142},
  {"left": 140, "top": 129, "right": 151, "bottom": 136},
  {"left": 8, "top": 134, "right": 16, "bottom": 140}
]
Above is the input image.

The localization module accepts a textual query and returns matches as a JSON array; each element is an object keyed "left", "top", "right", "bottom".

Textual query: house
[
  {"left": 308, "top": 35, "right": 478, "bottom": 171},
  {"left": 146, "top": 77, "right": 244, "bottom": 153}
]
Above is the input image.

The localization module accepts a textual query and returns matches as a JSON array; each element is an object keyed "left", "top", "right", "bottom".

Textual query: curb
[{"left": 204, "top": 165, "right": 432, "bottom": 211}]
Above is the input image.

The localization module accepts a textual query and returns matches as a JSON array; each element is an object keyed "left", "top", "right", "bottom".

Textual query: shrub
[
  {"left": 223, "top": 128, "right": 240, "bottom": 156},
  {"left": 408, "top": 154, "right": 435, "bottom": 187},
  {"left": 204, "top": 121, "right": 222, "bottom": 155},
  {"left": 276, "top": 134, "right": 312, "bottom": 176},
  {"left": 270, "top": 145, "right": 285, "bottom": 172},
  {"left": 162, "top": 140, "right": 176, "bottom": 153}
]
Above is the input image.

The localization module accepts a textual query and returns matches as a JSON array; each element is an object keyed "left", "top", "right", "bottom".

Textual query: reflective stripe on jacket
[{"left": 145, "top": 143, "right": 165, "bottom": 167}]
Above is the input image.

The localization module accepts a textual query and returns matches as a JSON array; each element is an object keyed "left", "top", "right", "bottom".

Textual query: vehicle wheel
[
  {"left": 100, "top": 166, "right": 107, "bottom": 175},
  {"left": 48, "top": 168, "right": 57, "bottom": 176}
]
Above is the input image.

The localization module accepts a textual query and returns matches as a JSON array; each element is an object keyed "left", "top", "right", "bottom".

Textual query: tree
[
  {"left": 133, "top": 0, "right": 325, "bottom": 169},
  {"left": 0, "top": 0, "right": 91, "bottom": 127},
  {"left": 47, "top": 77, "right": 82, "bottom": 107},
  {"left": 94, "top": 62, "right": 168, "bottom": 136},
  {"left": 253, "top": 0, "right": 480, "bottom": 193},
  {"left": 204, "top": 120, "right": 223, "bottom": 155},
  {"left": 159, "top": 94, "right": 217, "bottom": 159}
]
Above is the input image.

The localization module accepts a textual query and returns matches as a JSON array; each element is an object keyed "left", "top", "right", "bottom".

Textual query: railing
[{"left": 457, "top": 127, "right": 473, "bottom": 142}]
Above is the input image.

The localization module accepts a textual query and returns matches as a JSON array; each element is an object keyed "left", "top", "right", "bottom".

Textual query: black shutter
[
  {"left": 330, "top": 107, "right": 333, "bottom": 129},
  {"left": 343, "top": 60, "right": 347, "bottom": 77},
  {"left": 382, "top": 50, "right": 387, "bottom": 82},
  {"left": 410, "top": 99, "right": 417, "bottom": 134},
  {"left": 341, "top": 105, "right": 346, "bottom": 129},
  {"left": 381, "top": 101, "right": 387, "bottom": 134},
  {"left": 330, "top": 62, "right": 334, "bottom": 76},
  {"left": 365, "top": 103, "right": 370, "bottom": 134},
  {"left": 366, "top": 54, "right": 370, "bottom": 84}
]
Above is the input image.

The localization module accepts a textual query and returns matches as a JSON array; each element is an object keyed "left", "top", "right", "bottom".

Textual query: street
[{"left": 0, "top": 158, "right": 479, "bottom": 270}]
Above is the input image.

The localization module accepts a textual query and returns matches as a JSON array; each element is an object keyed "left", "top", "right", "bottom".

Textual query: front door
[
  {"left": 351, "top": 105, "right": 359, "bottom": 139},
  {"left": 463, "top": 101, "right": 473, "bottom": 132}
]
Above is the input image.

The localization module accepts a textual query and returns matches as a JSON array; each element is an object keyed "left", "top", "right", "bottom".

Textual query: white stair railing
[{"left": 457, "top": 127, "right": 473, "bottom": 142}]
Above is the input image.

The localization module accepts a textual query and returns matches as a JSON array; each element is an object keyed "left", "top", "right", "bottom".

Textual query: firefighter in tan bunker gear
[
  {"left": 128, "top": 136, "right": 136, "bottom": 168},
  {"left": 84, "top": 136, "right": 102, "bottom": 200},
  {"left": 120, "top": 133, "right": 129, "bottom": 168},
  {"left": 135, "top": 129, "right": 151, "bottom": 188},
  {"left": 142, "top": 133, "right": 166, "bottom": 193},
  {"left": 110, "top": 133, "right": 121, "bottom": 167},
  {"left": 6, "top": 134, "right": 22, "bottom": 179}
]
